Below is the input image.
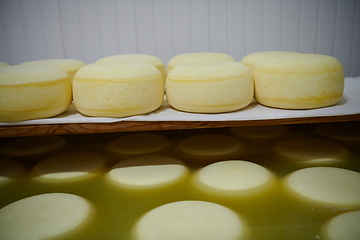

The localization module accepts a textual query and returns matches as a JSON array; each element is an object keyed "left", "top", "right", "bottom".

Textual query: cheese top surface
[
  {"left": 20, "top": 59, "right": 86, "bottom": 72},
  {"left": 96, "top": 54, "right": 164, "bottom": 67},
  {"left": 240, "top": 51, "right": 298, "bottom": 68},
  {"left": 75, "top": 62, "right": 161, "bottom": 80},
  {"left": 167, "top": 61, "right": 250, "bottom": 81},
  {"left": 0, "top": 65, "right": 69, "bottom": 85}
]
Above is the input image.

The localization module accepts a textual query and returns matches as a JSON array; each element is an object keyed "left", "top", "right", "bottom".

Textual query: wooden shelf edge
[{"left": 1, "top": 114, "right": 360, "bottom": 138}]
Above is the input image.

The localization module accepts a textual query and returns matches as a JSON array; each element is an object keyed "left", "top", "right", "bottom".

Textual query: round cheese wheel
[
  {"left": 1, "top": 136, "right": 66, "bottom": 157},
  {"left": 274, "top": 137, "right": 348, "bottom": 164},
  {"left": 193, "top": 160, "right": 276, "bottom": 198},
  {"left": 32, "top": 152, "right": 107, "bottom": 182},
  {"left": 107, "top": 155, "right": 188, "bottom": 189},
  {"left": 230, "top": 125, "right": 289, "bottom": 139},
  {"left": 283, "top": 167, "right": 360, "bottom": 208},
  {"left": 0, "top": 65, "right": 72, "bottom": 121},
  {"left": 0, "top": 62, "right": 10, "bottom": 67},
  {"left": 96, "top": 54, "right": 166, "bottom": 84},
  {"left": 20, "top": 59, "right": 86, "bottom": 81},
  {"left": 315, "top": 122, "right": 360, "bottom": 143},
  {"left": 107, "top": 133, "right": 170, "bottom": 155},
  {"left": 240, "top": 51, "right": 298, "bottom": 72},
  {"left": 177, "top": 134, "right": 244, "bottom": 159},
  {"left": 321, "top": 210, "right": 360, "bottom": 240},
  {"left": 73, "top": 62, "right": 163, "bottom": 118},
  {"left": 167, "top": 52, "right": 235, "bottom": 73},
  {"left": 132, "top": 200, "right": 249, "bottom": 240},
  {"left": 166, "top": 61, "right": 253, "bottom": 113},
  {"left": 253, "top": 54, "right": 344, "bottom": 109},
  {"left": 0, "top": 160, "right": 24, "bottom": 185},
  {"left": 0, "top": 193, "right": 94, "bottom": 240}
]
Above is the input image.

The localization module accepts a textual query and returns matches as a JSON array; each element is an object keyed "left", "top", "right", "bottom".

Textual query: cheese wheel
[
  {"left": 315, "top": 122, "right": 360, "bottom": 143},
  {"left": 1, "top": 136, "right": 66, "bottom": 157},
  {"left": 0, "top": 62, "right": 10, "bottom": 68},
  {"left": 73, "top": 62, "right": 163, "bottom": 118},
  {"left": 274, "top": 137, "right": 348, "bottom": 164},
  {"left": 0, "top": 65, "right": 72, "bottom": 121},
  {"left": 321, "top": 210, "right": 360, "bottom": 240},
  {"left": 32, "top": 152, "right": 107, "bottom": 182},
  {"left": 0, "top": 193, "right": 94, "bottom": 240},
  {"left": 107, "top": 133, "right": 170, "bottom": 155},
  {"left": 177, "top": 134, "right": 244, "bottom": 159},
  {"left": 20, "top": 59, "right": 86, "bottom": 81},
  {"left": 283, "top": 167, "right": 360, "bottom": 208},
  {"left": 96, "top": 54, "right": 166, "bottom": 84},
  {"left": 167, "top": 52, "right": 235, "bottom": 73},
  {"left": 240, "top": 51, "right": 298, "bottom": 72},
  {"left": 166, "top": 61, "right": 253, "bottom": 113},
  {"left": 253, "top": 54, "right": 344, "bottom": 109},
  {"left": 132, "top": 200, "right": 249, "bottom": 240},
  {"left": 230, "top": 125, "right": 289, "bottom": 139},
  {"left": 193, "top": 160, "right": 276, "bottom": 198},
  {"left": 107, "top": 155, "right": 188, "bottom": 189},
  {"left": 0, "top": 160, "right": 24, "bottom": 185}
]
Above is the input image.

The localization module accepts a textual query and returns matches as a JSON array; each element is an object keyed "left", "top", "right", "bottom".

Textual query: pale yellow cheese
[
  {"left": 0, "top": 65, "right": 72, "bottom": 122},
  {"left": 0, "top": 160, "right": 24, "bottom": 185},
  {"left": 20, "top": 59, "right": 86, "bottom": 81},
  {"left": 0, "top": 62, "right": 10, "bottom": 68},
  {"left": 73, "top": 62, "right": 163, "bottom": 118},
  {"left": 253, "top": 54, "right": 344, "bottom": 109},
  {"left": 321, "top": 210, "right": 360, "bottom": 240},
  {"left": 167, "top": 52, "right": 235, "bottom": 73},
  {"left": 96, "top": 54, "right": 166, "bottom": 84},
  {"left": 166, "top": 61, "right": 253, "bottom": 113}
]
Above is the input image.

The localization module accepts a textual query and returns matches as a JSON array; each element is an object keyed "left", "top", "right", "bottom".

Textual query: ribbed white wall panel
[{"left": 0, "top": 0, "right": 359, "bottom": 76}]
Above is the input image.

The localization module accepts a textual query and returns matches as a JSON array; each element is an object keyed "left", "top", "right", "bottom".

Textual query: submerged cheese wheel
[
  {"left": 107, "top": 133, "right": 170, "bottom": 155},
  {"left": 253, "top": 54, "right": 344, "bottom": 109},
  {"left": 0, "top": 65, "right": 72, "bottom": 121},
  {"left": 0, "top": 193, "right": 94, "bottom": 240},
  {"left": 166, "top": 61, "right": 253, "bottom": 113},
  {"left": 283, "top": 167, "right": 360, "bottom": 208},
  {"left": 1, "top": 136, "right": 66, "bottom": 157},
  {"left": 315, "top": 122, "right": 360, "bottom": 143},
  {"left": 321, "top": 210, "right": 360, "bottom": 240},
  {"left": 177, "top": 134, "right": 244, "bottom": 159},
  {"left": 132, "top": 200, "right": 249, "bottom": 240},
  {"left": 0, "top": 160, "right": 24, "bottom": 185},
  {"left": 230, "top": 125, "right": 289, "bottom": 139},
  {"left": 73, "top": 62, "right": 163, "bottom": 117},
  {"left": 193, "top": 160, "right": 276, "bottom": 197},
  {"left": 0, "top": 62, "right": 10, "bottom": 67},
  {"left": 167, "top": 52, "right": 235, "bottom": 73},
  {"left": 96, "top": 54, "right": 166, "bottom": 84},
  {"left": 107, "top": 155, "right": 188, "bottom": 189},
  {"left": 274, "top": 137, "right": 348, "bottom": 164},
  {"left": 240, "top": 51, "right": 298, "bottom": 72},
  {"left": 32, "top": 152, "right": 107, "bottom": 182},
  {"left": 20, "top": 59, "right": 86, "bottom": 81}
]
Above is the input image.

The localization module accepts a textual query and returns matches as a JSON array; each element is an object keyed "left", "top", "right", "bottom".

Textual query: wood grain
[{"left": 1, "top": 114, "right": 359, "bottom": 138}]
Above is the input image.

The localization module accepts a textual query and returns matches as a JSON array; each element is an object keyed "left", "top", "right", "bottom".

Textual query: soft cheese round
[
  {"left": 0, "top": 193, "right": 94, "bottom": 240},
  {"left": 107, "top": 133, "right": 170, "bottom": 155},
  {"left": 321, "top": 210, "right": 360, "bottom": 240},
  {"left": 96, "top": 54, "right": 165, "bottom": 83},
  {"left": 194, "top": 160, "right": 276, "bottom": 197},
  {"left": 0, "top": 160, "right": 24, "bottom": 185},
  {"left": 253, "top": 54, "right": 344, "bottom": 109},
  {"left": 0, "top": 62, "right": 10, "bottom": 67},
  {"left": 107, "top": 155, "right": 188, "bottom": 189},
  {"left": 230, "top": 125, "right": 289, "bottom": 139},
  {"left": 73, "top": 62, "right": 163, "bottom": 118},
  {"left": 132, "top": 200, "right": 249, "bottom": 240},
  {"left": 274, "top": 137, "right": 348, "bottom": 164},
  {"left": 1, "top": 136, "right": 66, "bottom": 157},
  {"left": 315, "top": 122, "right": 360, "bottom": 143},
  {"left": 167, "top": 52, "right": 235, "bottom": 73},
  {"left": 166, "top": 61, "right": 253, "bottom": 113},
  {"left": 32, "top": 152, "right": 107, "bottom": 181},
  {"left": 283, "top": 167, "right": 360, "bottom": 208},
  {"left": 20, "top": 59, "right": 86, "bottom": 81},
  {"left": 0, "top": 65, "right": 72, "bottom": 121}
]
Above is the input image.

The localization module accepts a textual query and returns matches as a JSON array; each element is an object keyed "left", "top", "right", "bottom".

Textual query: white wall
[{"left": 0, "top": 0, "right": 359, "bottom": 76}]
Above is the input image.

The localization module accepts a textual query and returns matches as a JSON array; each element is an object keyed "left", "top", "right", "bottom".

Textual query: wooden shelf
[{"left": 1, "top": 114, "right": 359, "bottom": 138}]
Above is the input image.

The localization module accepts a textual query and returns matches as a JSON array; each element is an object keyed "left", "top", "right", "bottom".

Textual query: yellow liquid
[{"left": 0, "top": 124, "right": 359, "bottom": 240}]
